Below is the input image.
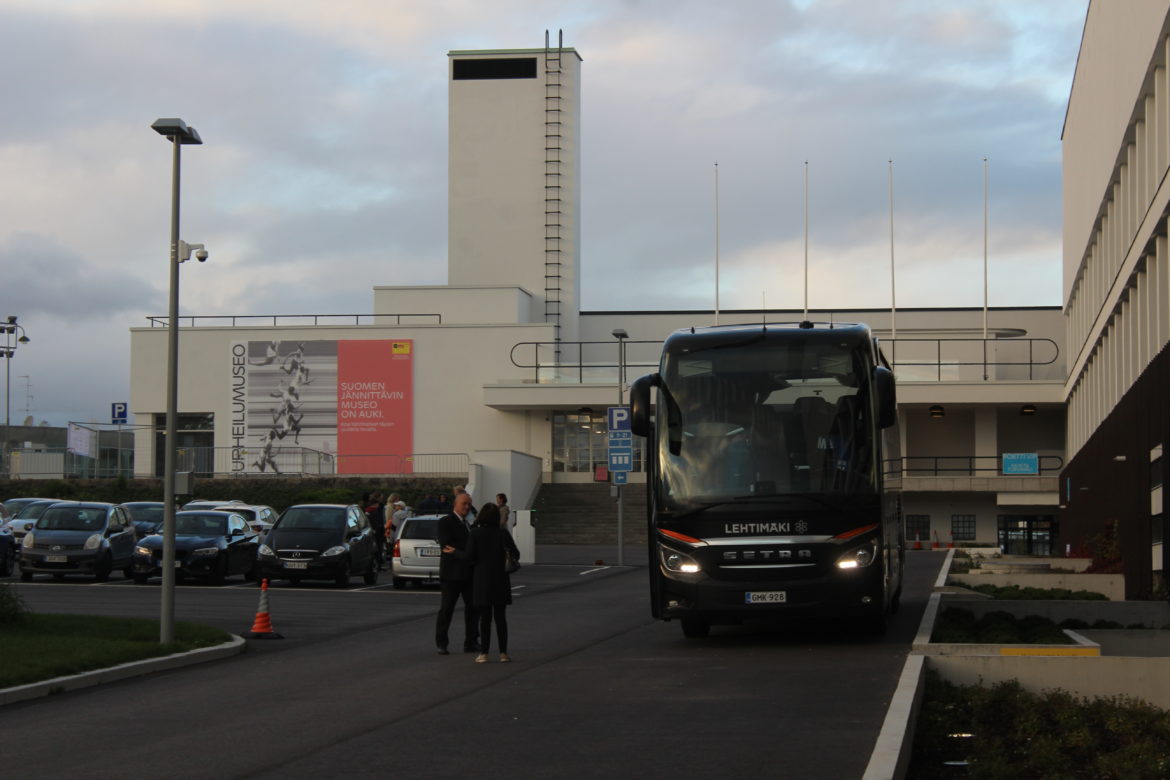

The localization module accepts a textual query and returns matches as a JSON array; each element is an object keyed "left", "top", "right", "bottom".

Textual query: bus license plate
[{"left": 745, "top": 591, "right": 786, "bottom": 604}]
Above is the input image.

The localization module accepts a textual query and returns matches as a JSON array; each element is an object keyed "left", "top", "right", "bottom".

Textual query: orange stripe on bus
[
  {"left": 659, "top": 528, "right": 704, "bottom": 545},
  {"left": 833, "top": 524, "right": 878, "bottom": 540}
]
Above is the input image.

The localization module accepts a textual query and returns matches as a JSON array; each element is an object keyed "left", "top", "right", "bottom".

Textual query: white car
[
  {"left": 180, "top": 500, "right": 275, "bottom": 537},
  {"left": 391, "top": 515, "right": 444, "bottom": 588}
]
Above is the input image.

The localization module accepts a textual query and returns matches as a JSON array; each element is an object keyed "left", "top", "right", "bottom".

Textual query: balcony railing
[
  {"left": 145, "top": 313, "right": 442, "bottom": 328},
  {"left": 510, "top": 337, "right": 1061, "bottom": 385},
  {"left": 170, "top": 448, "right": 469, "bottom": 478},
  {"left": 886, "top": 455, "right": 1064, "bottom": 477}
]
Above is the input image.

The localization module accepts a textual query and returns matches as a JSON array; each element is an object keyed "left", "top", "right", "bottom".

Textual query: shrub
[
  {"left": 911, "top": 670, "right": 1170, "bottom": 778},
  {"left": 952, "top": 582, "right": 1109, "bottom": 601},
  {"left": 0, "top": 582, "right": 27, "bottom": 624},
  {"left": 932, "top": 608, "right": 1072, "bottom": 644}
]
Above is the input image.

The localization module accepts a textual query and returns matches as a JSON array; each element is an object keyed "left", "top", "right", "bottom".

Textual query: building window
[
  {"left": 551, "top": 412, "right": 643, "bottom": 474},
  {"left": 453, "top": 58, "right": 537, "bottom": 80},
  {"left": 1154, "top": 514, "right": 1164, "bottom": 546},
  {"left": 951, "top": 514, "right": 976, "bottom": 542},
  {"left": 153, "top": 413, "right": 215, "bottom": 477},
  {"left": 905, "top": 514, "right": 930, "bottom": 542}
]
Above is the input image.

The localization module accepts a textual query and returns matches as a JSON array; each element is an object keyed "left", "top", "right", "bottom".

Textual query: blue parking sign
[
  {"left": 111, "top": 402, "right": 128, "bottom": 425},
  {"left": 607, "top": 406, "right": 630, "bottom": 432}
]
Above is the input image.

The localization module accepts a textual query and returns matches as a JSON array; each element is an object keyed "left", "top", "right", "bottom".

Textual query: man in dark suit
[{"left": 435, "top": 492, "right": 479, "bottom": 654}]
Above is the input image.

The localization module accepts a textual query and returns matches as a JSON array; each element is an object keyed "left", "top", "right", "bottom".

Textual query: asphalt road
[{"left": 2, "top": 550, "right": 946, "bottom": 779}]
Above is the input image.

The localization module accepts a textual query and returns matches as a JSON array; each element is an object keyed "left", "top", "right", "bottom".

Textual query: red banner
[{"left": 336, "top": 340, "right": 413, "bottom": 474}]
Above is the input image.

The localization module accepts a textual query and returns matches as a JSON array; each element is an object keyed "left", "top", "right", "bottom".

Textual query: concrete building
[
  {"left": 1062, "top": 1, "right": 1170, "bottom": 598},
  {"left": 128, "top": 37, "right": 1067, "bottom": 551}
]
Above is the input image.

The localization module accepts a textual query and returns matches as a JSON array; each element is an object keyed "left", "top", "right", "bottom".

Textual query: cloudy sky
[{"left": 0, "top": 0, "right": 1087, "bottom": 427}]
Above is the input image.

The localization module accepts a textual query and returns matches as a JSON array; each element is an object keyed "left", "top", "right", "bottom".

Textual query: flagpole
[
  {"left": 889, "top": 159, "right": 896, "bottom": 361},
  {"left": 803, "top": 160, "right": 809, "bottom": 321},
  {"left": 714, "top": 161, "right": 720, "bottom": 326},
  {"left": 983, "top": 156, "right": 989, "bottom": 380}
]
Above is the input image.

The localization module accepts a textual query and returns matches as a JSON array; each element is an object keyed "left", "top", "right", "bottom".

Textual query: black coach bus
[{"left": 628, "top": 322, "right": 903, "bottom": 637}]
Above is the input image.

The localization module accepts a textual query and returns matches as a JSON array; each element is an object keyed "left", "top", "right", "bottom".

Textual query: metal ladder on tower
[{"left": 544, "top": 29, "right": 564, "bottom": 364}]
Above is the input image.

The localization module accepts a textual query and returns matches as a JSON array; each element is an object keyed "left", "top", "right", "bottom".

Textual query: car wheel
[
  {"left": 391, "top": 577, "right": 405, "bottom": 589},
  {"left": 680, "top": 618, "right": 710, "bottom": 639},
  {"left": 20, "top": 569, "right": 33, "bottom": 582},
  {"left": 0, "top": 549, "right": 12, "bottom": 578},
  {"left": 334, "top": 559, "right": 351, "bottom": 588},
  {"left": 208, "top": 555, "right": 228, "bottom": 586},
  {"left": 122, "top": 565, "right": 134, "bottom": 580},
  {"left": 363, "top": 566, "right": 378, "bottom": 586},
  {"left": 132, "top": 573, "right": 149, "bottom": 585},
  {"left": 95, "top": 553, "right": 113, "bottom": 582},
  {"left": 52, "top": 573, "right": 66, "bottom": 582}
]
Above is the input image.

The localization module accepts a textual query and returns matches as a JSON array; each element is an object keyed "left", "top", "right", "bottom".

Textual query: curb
[{"left": 0, "top": 633, "right": 247, "bottom": 707}]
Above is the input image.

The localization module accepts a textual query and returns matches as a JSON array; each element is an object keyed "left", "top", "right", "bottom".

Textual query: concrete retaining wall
[{"left": 927, "top": 655, "right": 1170, "bottom": 709}]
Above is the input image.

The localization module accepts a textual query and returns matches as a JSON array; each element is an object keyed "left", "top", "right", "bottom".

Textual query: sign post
[{"left": 608, "top": 405, "right": 632, "bottom": 565}]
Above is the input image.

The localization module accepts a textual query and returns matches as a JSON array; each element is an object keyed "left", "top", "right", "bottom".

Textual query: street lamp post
[
  {"left": 1, "top": 316, "right": 31, "bottom": 476},
  {"left": 152, "top": 118, "right": 202, "bottom": 645},
  {"left": 612, "top": 328, "right": 628, "bottom": 566}
]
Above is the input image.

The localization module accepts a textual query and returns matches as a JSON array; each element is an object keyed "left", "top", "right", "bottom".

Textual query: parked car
[
  {"left": 7, "top": 499, "right": 65, "bottom": 544},
  {"left": 257, "top": 504, "right": 377, "bottom": 587},
  {"left": 2, "top": 497, "right": 58, "bottom": 517},
  {"left": 0, "top": 522, "right": 14, "bottom": 577},
  {"left": 20, "top": 502, "right": 136, "bottom": 582},
  {"left": 221, "top": 503, "right": 277, "bottom": 537},
  {"left": 132, "top": 510, "right": 259, "bottom": 585},
  {"left": 121, "top": 501, "right": 166, "bottom": 537},
  {"left": 391, "top": 514, "right": 444, "bottom": 589},
  {"left": 182, "top": 499, "right": 244, "bottom": 511}
]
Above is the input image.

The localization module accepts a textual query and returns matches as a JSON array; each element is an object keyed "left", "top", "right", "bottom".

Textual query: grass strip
[{"left": 0, "top": 613, "right": 230, "bottom": 689}]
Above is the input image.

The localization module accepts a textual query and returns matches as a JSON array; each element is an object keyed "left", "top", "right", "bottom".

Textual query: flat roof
[{"left": 448, "top": 48, "right": 581, "bottom": 61}]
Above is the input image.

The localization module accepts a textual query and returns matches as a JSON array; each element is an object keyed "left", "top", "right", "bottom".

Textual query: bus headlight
[
  {"left": 660, "top": 546, "right": 701, "bottom": 575},
  {"left": 836, "top": 539, "right": 879, "bottom": 570}
]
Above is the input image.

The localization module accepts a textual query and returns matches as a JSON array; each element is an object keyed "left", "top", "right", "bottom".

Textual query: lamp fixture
[{"left": 929, "top": 405, "right": 945, "bottom": 419}]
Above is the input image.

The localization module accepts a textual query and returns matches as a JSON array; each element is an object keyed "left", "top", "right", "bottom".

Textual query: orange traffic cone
[
  {"left": 913, "top": 534, "right": 922, "bottom": 550},
  {"left": 931, "top": 531, "right": 940, "bottom": 550},
  {"left": 246, "top": 579, "right": 283, "bottom": 639}
]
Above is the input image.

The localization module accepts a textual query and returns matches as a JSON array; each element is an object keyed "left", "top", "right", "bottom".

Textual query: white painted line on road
[
  {"left": 578, "top": 566, "right": 610, "bottom": 575},
  {"left": 511, "top": 585, "right": 527, "bottom": 592}
]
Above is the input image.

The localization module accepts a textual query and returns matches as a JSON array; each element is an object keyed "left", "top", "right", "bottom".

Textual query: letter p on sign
[{"left": 607, "top": 406, "right": 630, "bottom": 431}]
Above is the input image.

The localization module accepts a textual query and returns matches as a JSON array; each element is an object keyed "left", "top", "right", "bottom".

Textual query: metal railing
[
  {"left": 146, "top": 313, "right": 442, "bottom": 328},
  {"left": 510, "top": 340, "right": 660, "bottom": 384},
  {"left": 2, "top": 446, "right": 134, "bottom": 479},
  {"left": 170, "top": 448, "right": 469, "bottom": 478},
  {"left": 888, "top": 455, "right": 1064, "bottom": 477},
  {"left": 510, "top": 336, "right": 1061, "bottom": 385}
]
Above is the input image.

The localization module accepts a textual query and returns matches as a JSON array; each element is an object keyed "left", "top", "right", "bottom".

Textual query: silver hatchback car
[{"left": 390, "top": 515, "right": 443, "bottom": 588}]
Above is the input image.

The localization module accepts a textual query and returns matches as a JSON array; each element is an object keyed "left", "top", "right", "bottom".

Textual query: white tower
[{"left": 447, "top": 33, "right": 582, "bottom": 345}]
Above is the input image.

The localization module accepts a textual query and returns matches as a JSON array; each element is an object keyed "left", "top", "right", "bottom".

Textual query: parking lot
[{"left": 2, "top": 546, "right": 946, "bottom": 779}]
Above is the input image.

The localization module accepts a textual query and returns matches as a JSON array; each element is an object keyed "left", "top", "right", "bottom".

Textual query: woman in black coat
[{"left": 446, "top": 502, "right": 520, "bottom": 663}]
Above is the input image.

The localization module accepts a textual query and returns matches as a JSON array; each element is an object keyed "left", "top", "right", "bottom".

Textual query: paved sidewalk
[{"left": 534, "top": 543, "right": 645, "bottom": 566}]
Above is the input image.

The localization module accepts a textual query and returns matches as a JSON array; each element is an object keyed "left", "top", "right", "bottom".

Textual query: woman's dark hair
[{"left": 475, "top": 502, "right": 501, "bottom": 527}]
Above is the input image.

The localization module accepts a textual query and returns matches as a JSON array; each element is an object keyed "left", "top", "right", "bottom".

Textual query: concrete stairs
[{"left": 533, "top": 482, "right": 647, "bottom": 545}]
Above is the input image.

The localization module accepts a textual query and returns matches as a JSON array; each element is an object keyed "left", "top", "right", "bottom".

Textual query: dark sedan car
[
  {"left": 256, "top": 504, "right": 378, "bottom": 587},
  {"left": 132, "top": 511, "right": 259, "bottom": 585},
  {"left": 122, "top": 501, "right": 166, "bottom": 538},
  {"left": 20, "top": 502, "right": 136, "bottom": 581}
]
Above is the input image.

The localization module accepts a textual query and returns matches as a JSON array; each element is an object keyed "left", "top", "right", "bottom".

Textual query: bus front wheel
[{"left": 680, "top": 618, "right": 710, "bottom": 638}]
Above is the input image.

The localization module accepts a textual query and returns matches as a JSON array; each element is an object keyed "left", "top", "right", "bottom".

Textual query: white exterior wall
[
  {"left": 1063, "top": 3, "right": 1170, "bottom": 460},
  {"left": 373, "top": 285, "right": 534, "bottom": 325},
  {"left": 447, "top": 48, "right": 582, "bottom": 341},
  {"left": 128, "top": 322, "right": 555, "bottom": 477}
]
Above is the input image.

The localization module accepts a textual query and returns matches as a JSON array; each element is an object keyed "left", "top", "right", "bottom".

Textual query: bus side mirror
[
  {"left": 874, "top": 366, "right": 897, "bottom": 429},
  {"left": 630, "top": 373, "right": 659, "bottom": 437}
]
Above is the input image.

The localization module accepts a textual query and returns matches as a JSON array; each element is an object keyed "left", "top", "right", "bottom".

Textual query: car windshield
[
  {"left": 127, "top": 505, "right": 164, "bottom": 524},
  {"left": 401, "top": 518, "right": 439, "bottom": 540},
  {"left": 37, "top": 507, "right": 107, "bottom": 531},
  {"left": 175, "top": 513, "right": 227, "bottom": 535},
  {"left": 279, "top": 507, "right": 345, "bottom": 530},
  {"left": 232, "top": 508, "right": 257, "bottom": 521},
  {"left": 18, "top": 502, "right": 57, "bottom": 520}
]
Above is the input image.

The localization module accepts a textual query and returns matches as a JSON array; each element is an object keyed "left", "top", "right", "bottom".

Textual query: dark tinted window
[
  {"left": 453, "top": 58, "right": 537, "bottom": 80},
  {"left": 176, "top": 513, "right": 227, "bottom": 535},
  {"left": 126, "top": 505, "right": 164, "bottom": 524},
  {"left": 38, "top": 506, "right": 107, "bottom": 531}
]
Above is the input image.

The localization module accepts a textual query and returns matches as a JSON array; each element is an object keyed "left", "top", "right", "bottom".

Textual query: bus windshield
[{"left": 656, "top": 334, "right": 876, "bottom": 512}]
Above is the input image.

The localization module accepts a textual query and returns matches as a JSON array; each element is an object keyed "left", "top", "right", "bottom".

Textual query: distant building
[{"left": 127, "top": 39, "right": 1067, "bottom": 551}]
